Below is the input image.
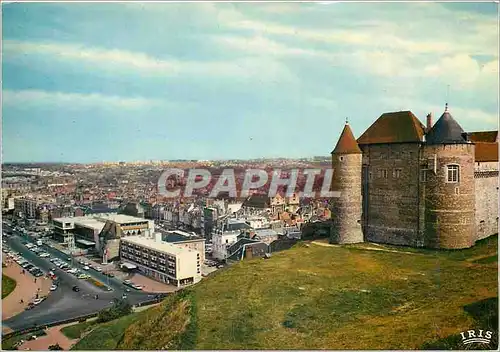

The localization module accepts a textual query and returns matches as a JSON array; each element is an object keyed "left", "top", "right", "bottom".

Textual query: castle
[{"left": 330, "top": 105, "right": 499, "bottom": 249}]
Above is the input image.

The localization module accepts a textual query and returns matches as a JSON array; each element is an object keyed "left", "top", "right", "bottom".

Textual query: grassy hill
[
  {"left": 2, "top": 274, "right": 17, "bottom": 299},
  {"left": 74, "top": 235, "right": 498, "bottom": 350}
]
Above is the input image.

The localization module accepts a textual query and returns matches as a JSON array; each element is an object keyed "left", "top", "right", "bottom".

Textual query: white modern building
[
  {"left": 120, "top": 235, "right": 201, "bottom": 287},
  {"left": 212, "top": 230, "right": 240, "bottom": 260},
  {"left": 244, "top": 216, "right": 271, "bottom": 229}
]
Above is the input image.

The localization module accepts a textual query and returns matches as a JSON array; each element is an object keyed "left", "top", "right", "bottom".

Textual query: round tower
[
  {"left": 423, "top": 104, "right": 475, "bottom": 249},
  {"left": 330, "top": 122, "right": 364, "bottom": 244}
]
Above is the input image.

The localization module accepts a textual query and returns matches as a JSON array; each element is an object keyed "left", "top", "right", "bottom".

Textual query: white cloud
[
  {"left": 2, "top": 89, "right": 165, "bottom": 109},
  {"left": 2, "top": 39, "right": 297, "bottom": 84},
  {"left": 379, "top": 96, "right": 498, "bottom": 127}
]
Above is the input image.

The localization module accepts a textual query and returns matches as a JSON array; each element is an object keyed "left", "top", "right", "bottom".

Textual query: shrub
[
  {"left": 48, "top": 343, "right": 63, "bottom": 350},
  {"left": 97, "top": 298, "right": 132, "bottom": 324}
]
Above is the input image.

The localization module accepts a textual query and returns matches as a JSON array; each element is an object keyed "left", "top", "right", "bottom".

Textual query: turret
[
  {"left": 330, "top": 122, "right": 364, "bottom": 244},
  {"left": 423, "top": 104, "right": 475, "bottom": 249}
]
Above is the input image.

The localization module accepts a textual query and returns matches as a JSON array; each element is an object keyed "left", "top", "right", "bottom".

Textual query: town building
[
  {"left": 212, "top": 229, "right": 240, "bottom": 260},
  {"left": 161, "top": 230, "right": 206, "bottom": 263},
  {"left": 329, "top": 106, "right": 499, "bottom": 249},
  {"left": 251, "top": 228, "right": 280, "bottom": 245},
  {"left": 14, "top": 197, "right": 38, "bottom": 219},
  {"left": 226, "top": 238, "right": 269, "bottom": 261},
  {"left": 120, "top": 235, "right": 201, "bottom": 287},
  {"left": 52, "top": 213, "right": 155, "bottom": 257}
]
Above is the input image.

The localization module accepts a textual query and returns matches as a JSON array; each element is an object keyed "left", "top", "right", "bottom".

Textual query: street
[{"left": 2, "top": 228, "right": 156, "bottom": 332}]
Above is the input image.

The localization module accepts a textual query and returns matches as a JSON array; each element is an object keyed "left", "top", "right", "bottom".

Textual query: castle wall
[
  {"left": 474, "top": 161, "right": 499, "bottom": 240},
  {"left": 330, "top": 153, "right": 363, "bottom": 244},
  {"left": 360, "top": 143, "right": 422, "bottom": 246},
  {"left": 422, "top": 144, "right": 475, "bottom": 249}
]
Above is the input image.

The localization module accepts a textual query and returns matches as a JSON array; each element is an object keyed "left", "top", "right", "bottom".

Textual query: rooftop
[
  {"left": 74, "top": 218, "right": 106, "bottom": 231},
  {"left": 94, "top": 213, "right": 150, "bottom": 224},
  {"left": 426, "top": 108, "right": 468, "bottom": 145},
  {"left": 475, "top": 142, "right": 499, "bottom": 162},
  {"left": 357, "top": 111, "right": 425, "bottom": 145},
  {"left": 162, "top": 230, "right": 204, "bottom": 243},
  {"left": 331, "top": 123, "right": 362, "bottom": 155},
  {"left": 468, "top": 131, "right": 498, "bottom": 143},
  {"left": 122, "top": 235, "right": 196, "bottom": 256}
]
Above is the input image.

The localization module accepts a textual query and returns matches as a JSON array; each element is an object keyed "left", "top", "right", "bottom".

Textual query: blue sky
[{"left": 2, "top": 2, "right": 498, "bottom": 163}]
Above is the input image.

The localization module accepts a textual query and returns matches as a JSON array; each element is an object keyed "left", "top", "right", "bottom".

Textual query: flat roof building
[{"left": 120, "top": 236, "right": 201, "bottom": 287}]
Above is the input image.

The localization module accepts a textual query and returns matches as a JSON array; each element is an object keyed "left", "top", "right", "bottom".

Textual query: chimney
[
  {"left": 426, "top": 113, "right": 433, "bottom": 132},
  {"left": 155, "top": 232, "right": 163, "bottom": 243}
]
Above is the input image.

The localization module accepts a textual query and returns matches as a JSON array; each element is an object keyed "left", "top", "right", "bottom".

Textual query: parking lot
[{"left": 1, "top": 257, "right": 52, "bottom": 322}]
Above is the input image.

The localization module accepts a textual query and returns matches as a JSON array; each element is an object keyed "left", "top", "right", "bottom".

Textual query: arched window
[{"left": 446, "top": 165, "right": 460, "bottom": 183}]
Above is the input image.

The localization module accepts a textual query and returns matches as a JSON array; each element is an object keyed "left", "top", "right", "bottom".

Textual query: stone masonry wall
[
  {"left": 475, "top": 161, "right": 499, "bottom": 240},
  {"left": 422, "top": 144, "right": 475, "bottom": 249},
  {"left": 360, "top": 143, "right": 422, "bottom": 246},
  {"left": 330, "top": 153, "right": 363, "bottom": 244}
]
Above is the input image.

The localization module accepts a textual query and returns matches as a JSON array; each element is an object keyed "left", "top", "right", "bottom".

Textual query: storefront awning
[
  {"left": 76, "top": 239, "right": 96, "bottom": 246},
  {"left": 121, "top": 262, "right": 137, "bottom": 269}
]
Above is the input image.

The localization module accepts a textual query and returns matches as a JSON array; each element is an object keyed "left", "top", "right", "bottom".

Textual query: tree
[{"left": 48, "top": 344, "right": 63, "bottom": 350}]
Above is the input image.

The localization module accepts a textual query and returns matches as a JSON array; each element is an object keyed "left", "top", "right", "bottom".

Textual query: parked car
[
  {"left": 83, "top": 266, "right": 90, "bottom": 270},
  {"left": 25, "top": 303, "right": 35, "bottom": 310},
  {"left": 39, "top": 252, "right": 50, "bottom": 258},
  {"left": 33, "top": 297, "right": 45, "bottom": 305},
  {"left": 72, "top": 285, "right": 80, "bottom": 292},
  {"left": 95, "top": 267, "right": 102, "bottom": 272},
  {"left": 50, "top": 284, "right": 58, "bottom": 291},
  {"left": 105, "top": 272, "right": 115, "bottom": 277}
]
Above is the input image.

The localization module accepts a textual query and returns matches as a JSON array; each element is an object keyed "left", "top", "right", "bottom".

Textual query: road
[{"left": 2, "top": 227, "right": 157, "bottom": 332}]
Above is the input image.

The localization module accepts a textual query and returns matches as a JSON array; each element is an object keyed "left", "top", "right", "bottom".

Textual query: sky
[{"left": 2, "top": 2, "right": 498, "bottom": 163}]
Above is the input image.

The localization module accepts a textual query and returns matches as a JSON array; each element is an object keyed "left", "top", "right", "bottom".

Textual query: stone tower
[
  {"left": 330, "top": 122, "right": 364, "bottom": 244},
  {"left": 423, "top": 104, "right": 476, "bottom": 249}
]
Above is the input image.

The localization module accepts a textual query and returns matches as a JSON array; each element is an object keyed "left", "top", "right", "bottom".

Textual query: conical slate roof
[
  {"left": 426, "top": 106, "right": 468, "bottom": 145},
  {"left": 331, "top": 123, "right": 362, "bottom": 154}
]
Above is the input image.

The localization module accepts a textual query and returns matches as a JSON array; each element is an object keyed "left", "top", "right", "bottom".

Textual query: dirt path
[
  {"left": 17, "top": 322, "right": 78, "bottom": 351},
  {"left": 310, "top": 241, "right": 421, "bottom": 255},
  {"left": 2, "top": 260, "right": 52, "bottom": 321}
]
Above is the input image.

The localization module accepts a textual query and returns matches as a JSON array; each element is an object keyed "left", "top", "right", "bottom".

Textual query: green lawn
[
  {"left": 75, "top": 235, "right": 498, "bottom": 350},
  {"left": 60, "top": 321, "right": 96, "bottom": 340},
  {"left": 70, "top": 312, "right": 148, "bottom": 350},
  {"left": 2, "top": 329, "right": 47, "bottom": 350},
  {"left": 2, "top": 274, "right": 17, "bottom": 299}
]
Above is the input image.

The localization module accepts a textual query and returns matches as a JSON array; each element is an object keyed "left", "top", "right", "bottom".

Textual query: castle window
[
  {"left": 420, "top": 169, "right": 427, "bottom": 182},
  {"left": 446, "top": 165, "right": 460, "bottom": 183},
  {"left": 378, "top": 169, "right": 388, "bottom": 179},
  {"left": 393, "top": 168, "right": 402, "bottom": 179},
  {"left": 339, "top": 156, "right": 344, "bottom": 162}
]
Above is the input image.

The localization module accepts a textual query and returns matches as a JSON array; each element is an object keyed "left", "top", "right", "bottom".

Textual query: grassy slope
[
  {"left": 2, "top": 274, "right": 17, "bottom": 299},
  {"left": 75, "top": 235, "right": 498, "bottom": 350},
  {"left": 60, "top": 321, "right": 96, "bottom": 340}
]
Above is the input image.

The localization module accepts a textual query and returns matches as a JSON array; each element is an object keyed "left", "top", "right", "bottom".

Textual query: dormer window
[{"left": 446, "top": 165, "right": 460, "bottom": 183}]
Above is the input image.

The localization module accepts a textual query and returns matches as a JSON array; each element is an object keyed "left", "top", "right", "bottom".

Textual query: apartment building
[
  {"left": 162, "top": 230, "right": 206, "bottom": 262},
  {"left": 120, "top": 235, "right": 201, "bottom": 287},
  {"left": 14, "top": 197, "right": 39, "bottom": 219}
]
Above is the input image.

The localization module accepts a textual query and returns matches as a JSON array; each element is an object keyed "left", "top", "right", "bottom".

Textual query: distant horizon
[
  {"left": 2, "top": 2, "right": 498, "bottom": 163},
  {"left": 2, "top": 155, "right": 332, "bottom": 165}
]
